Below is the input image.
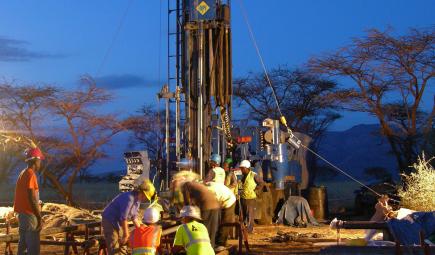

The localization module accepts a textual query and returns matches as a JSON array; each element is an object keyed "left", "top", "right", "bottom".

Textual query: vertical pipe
[
  {"left": 175, "top": 0, "right": 181, "bottom": 161},
  {"left": 165, "top": 0, "right": 171, "bottom": 190},
  {"left": 175, "top": 88, "right": 180, "bottom": 161},
  {"left": 165, "top": 96, "right": 170, "bottom": 189},
  {"left": 198, "top": 21, "right": 205, "bottom": 178}
]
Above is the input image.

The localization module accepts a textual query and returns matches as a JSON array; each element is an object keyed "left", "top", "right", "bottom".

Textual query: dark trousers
[
  {"left": 241, "top": 198, "right": 256, "bottom": 233},
  {"left": 202, "top": 208, "right": 220, "bottom": 248},
  {"left": 216, "top": 203, "right": 236, "bottom": 246},
  {"left": 18, "top": 213, "right": 40, "bottom": 255}
]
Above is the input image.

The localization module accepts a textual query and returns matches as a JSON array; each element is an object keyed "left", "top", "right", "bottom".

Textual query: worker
[
  {"left": 14, "top": 147, "right": 45, "bottom": 255},
  {"left": 205, "top": 182, "right": 237, "bottom": 252},
  {"left": 172, "top": 206, "right": 215, "bottom": 255},
  {"left": 102, "top": 180, "right": 156, "bottom": 255},
  {"left": 171, "top": 171, "right": 220, "bottom": 249},
  {"left": 239, "top": 159, "right": 264, "bottom": 233},
  {"left": 203, "top": 154, "right": 225, "bottom": 184},
  {"left": 365, "top": 194, "right": 393, "bottom": 241},
  {"left": 129, "top": 207, "right": 162, "bottom": 255},
  {"left": 223, "top": 158, "right": 238, "bottom": 194}
]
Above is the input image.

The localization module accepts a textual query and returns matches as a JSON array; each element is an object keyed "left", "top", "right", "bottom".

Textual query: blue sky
[{"left": 1, "top": 0, "right": 434, "bottom": 130}]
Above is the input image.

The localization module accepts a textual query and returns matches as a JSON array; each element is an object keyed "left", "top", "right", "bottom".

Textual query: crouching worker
[
  {"left": 172, "top": 206, "right": 215, "bottom": 255},
  {"left": 129, "top": 207, "right": 162, "bottom": 255},
  {"left": 102, "top": 183, "right": 153, "bottom": 255}
]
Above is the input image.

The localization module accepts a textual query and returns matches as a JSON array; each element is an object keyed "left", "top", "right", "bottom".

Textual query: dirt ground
[
  {"left": 4, "top": 224, "right": 365, "bottom": 255},
  {"left": 228, "top": 224, "right": 365, "bottom": 255}
]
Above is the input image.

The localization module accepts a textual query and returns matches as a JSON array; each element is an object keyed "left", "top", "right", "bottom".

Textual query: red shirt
[{"left": 14, "top": 168, "right": 39, "bottom": 214}]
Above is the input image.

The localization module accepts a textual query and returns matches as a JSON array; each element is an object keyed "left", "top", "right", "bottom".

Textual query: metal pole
[
  {"left": 165, "top": 96, "right": 170, "bottom": 189},
  {"left": 165, "top": 0, "right": 170, "bottom": 190},
  {"left": 198, "top": 21, "right": 204, "bottom": 178},
  {"left": 175, "top": 0, "right": 181, "bottom": 161},
  {"left": 175, "top": 87, "right": 180, "bottom": 161}
]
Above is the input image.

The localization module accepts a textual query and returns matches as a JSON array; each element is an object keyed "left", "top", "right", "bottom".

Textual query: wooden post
[{"left": 5, "top": 220, "right": 12, "bottom": 255}]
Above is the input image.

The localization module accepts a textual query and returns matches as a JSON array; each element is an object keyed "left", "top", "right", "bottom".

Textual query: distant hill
[{"left": 317, "top": 124, "right": 398, "bottom": 180}]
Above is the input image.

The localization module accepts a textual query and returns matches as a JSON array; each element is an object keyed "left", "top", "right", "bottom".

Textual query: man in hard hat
[
  {"left": 171, "top": 171, "right": 220, "bottom": 249},
  {"left": 203, "top": 154, "right": 225, "bottom": 184},
  {"left": 172, "top": 206, "right": 215, "bottom": 255},
  {"left": 129, "top": 207, "right": 162, "bottom": 255},
  {"left": 14, "top": 147, "right": 45, "bottom": 255},
  {"left": 223, "top": 158, "right": 238, "bottom": 194},
  {"left": 205, "top": 182, "right": 236, "bottom": 252},
  {"left": 239, "top": 159, "right": 264, "bottom": 233},
  {"left": 102, "top": 180, "right": 156, "bottom": 255}
]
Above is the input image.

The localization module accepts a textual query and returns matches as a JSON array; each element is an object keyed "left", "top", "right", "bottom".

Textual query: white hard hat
[
  {"left": 142, "top": 207, "right": 161, "bottom": 224},
  {"left": 240, "top": 160, "right": 251, "bottom": 169},
  {"left": 180, "top": 206, "right": 202, "bottom": 220}
]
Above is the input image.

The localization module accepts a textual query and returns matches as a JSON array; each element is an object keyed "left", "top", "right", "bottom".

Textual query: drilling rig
[
  {"left": 157, "top": 0, "right": 311, "bottom": 218},
  {"left": 160, "top": 0, "right": 233, "bottom": 188}
]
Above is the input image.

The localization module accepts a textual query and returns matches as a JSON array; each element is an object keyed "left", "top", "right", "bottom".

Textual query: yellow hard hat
[{"left": 137, "top": 179, "right": 156, "bottom": 201}]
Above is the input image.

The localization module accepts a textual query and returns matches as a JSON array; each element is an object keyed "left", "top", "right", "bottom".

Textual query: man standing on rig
[{"left": 14, "top": 147, "right": 45, "bottom": 255}]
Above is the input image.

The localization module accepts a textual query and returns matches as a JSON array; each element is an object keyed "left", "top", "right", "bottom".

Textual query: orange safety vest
[{"left": 129, "top": 225, "right": 162, "bottom": 255}]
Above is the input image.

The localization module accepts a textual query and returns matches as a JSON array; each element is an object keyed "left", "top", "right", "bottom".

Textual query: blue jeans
[{"left": 18, "top": 213, "right": 40, "bottom": 255}]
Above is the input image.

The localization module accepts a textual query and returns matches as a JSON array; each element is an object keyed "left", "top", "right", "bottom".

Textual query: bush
[{"left": 397, "top": 154, "right": 435, "bottom": 211}]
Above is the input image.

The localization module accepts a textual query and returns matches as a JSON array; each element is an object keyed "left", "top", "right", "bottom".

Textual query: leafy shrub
[{"left": 398, "top": 154, "right": 435, "bottom": 211}]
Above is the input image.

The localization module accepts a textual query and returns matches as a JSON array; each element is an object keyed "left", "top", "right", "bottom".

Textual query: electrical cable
[
  {"left": 237, "top": 0, "right": 391, "bottom": 199},
  {"left": 96, "top": 0, "right": 134, "bottom": 77}
]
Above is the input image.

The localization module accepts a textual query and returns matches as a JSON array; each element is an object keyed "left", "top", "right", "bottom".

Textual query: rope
[
  {"left": 236, "top": 0, "right": 393, "bottom": 200},
  {"left": 237, "top": 0, "right": 284, "bottom": 118},
  {"left": 96, "top": 0, "right": 134, "bottom": 76},
  {"left": 300, "top": 143, "right": 382, "bottom": 197}
]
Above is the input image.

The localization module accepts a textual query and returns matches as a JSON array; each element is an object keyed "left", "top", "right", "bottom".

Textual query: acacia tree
[
  {"left": 0, "top": 83, "right": 68, "bottom": 194},
  {"left": 126, "top": 105, "right": 166, "bottom": 160},
  {"left": 0, "top": 77, "right": 128, "bottom": 205},
  {"left": 234, "top": 68, "right": 349, "bottom": 144},
  {"left": 47, "top": 76, "right": 128, "bottom": 205},
  {"left": 309, "top": 28, "right": 435, "bottom": 174}
]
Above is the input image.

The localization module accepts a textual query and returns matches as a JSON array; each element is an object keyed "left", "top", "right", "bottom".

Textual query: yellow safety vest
[
  {"left": 173, "top": 221, "right": 215, "bottom": 255},
  {"left": 225, "top": 172, "right": 237, "bottom": 195},
  {"left": 212, "top": 167, "right": 226, "bottom": 184},
  {"left": 241, "top": 171, "right": 257, "bottom": 199}
]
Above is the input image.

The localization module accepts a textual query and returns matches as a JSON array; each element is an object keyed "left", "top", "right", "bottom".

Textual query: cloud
[
  {"left": 94, "top": 74, "right": 160, "bottom": 90},
  {"left": 0, "top": 36, "right": 63, "bottom": 62}
]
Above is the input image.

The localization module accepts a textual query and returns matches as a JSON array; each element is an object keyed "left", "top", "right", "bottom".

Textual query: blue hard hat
[{"left": 209, "top": 154, "right": 221, "bottom": 164}]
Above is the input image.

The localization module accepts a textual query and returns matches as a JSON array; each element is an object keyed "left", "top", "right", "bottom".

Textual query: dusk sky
[{"left": 1, "top": 0, "right": 434, "bottom": 132}]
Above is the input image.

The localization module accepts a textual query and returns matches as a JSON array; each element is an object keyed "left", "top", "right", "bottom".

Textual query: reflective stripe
[
  {"left": 132, "top": 247, "right": 155, "bottom": 255},
  {"left": 151, "top": 226, "right": 161, "bottom": 247},
  {"left": 182, "top": 224, "right": 210, "bottom": 249}
]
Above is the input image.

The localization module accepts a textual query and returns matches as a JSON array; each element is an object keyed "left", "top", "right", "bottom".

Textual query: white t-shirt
[{"left": 205, "top": 182, "right": 236, "bottom": 209}]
